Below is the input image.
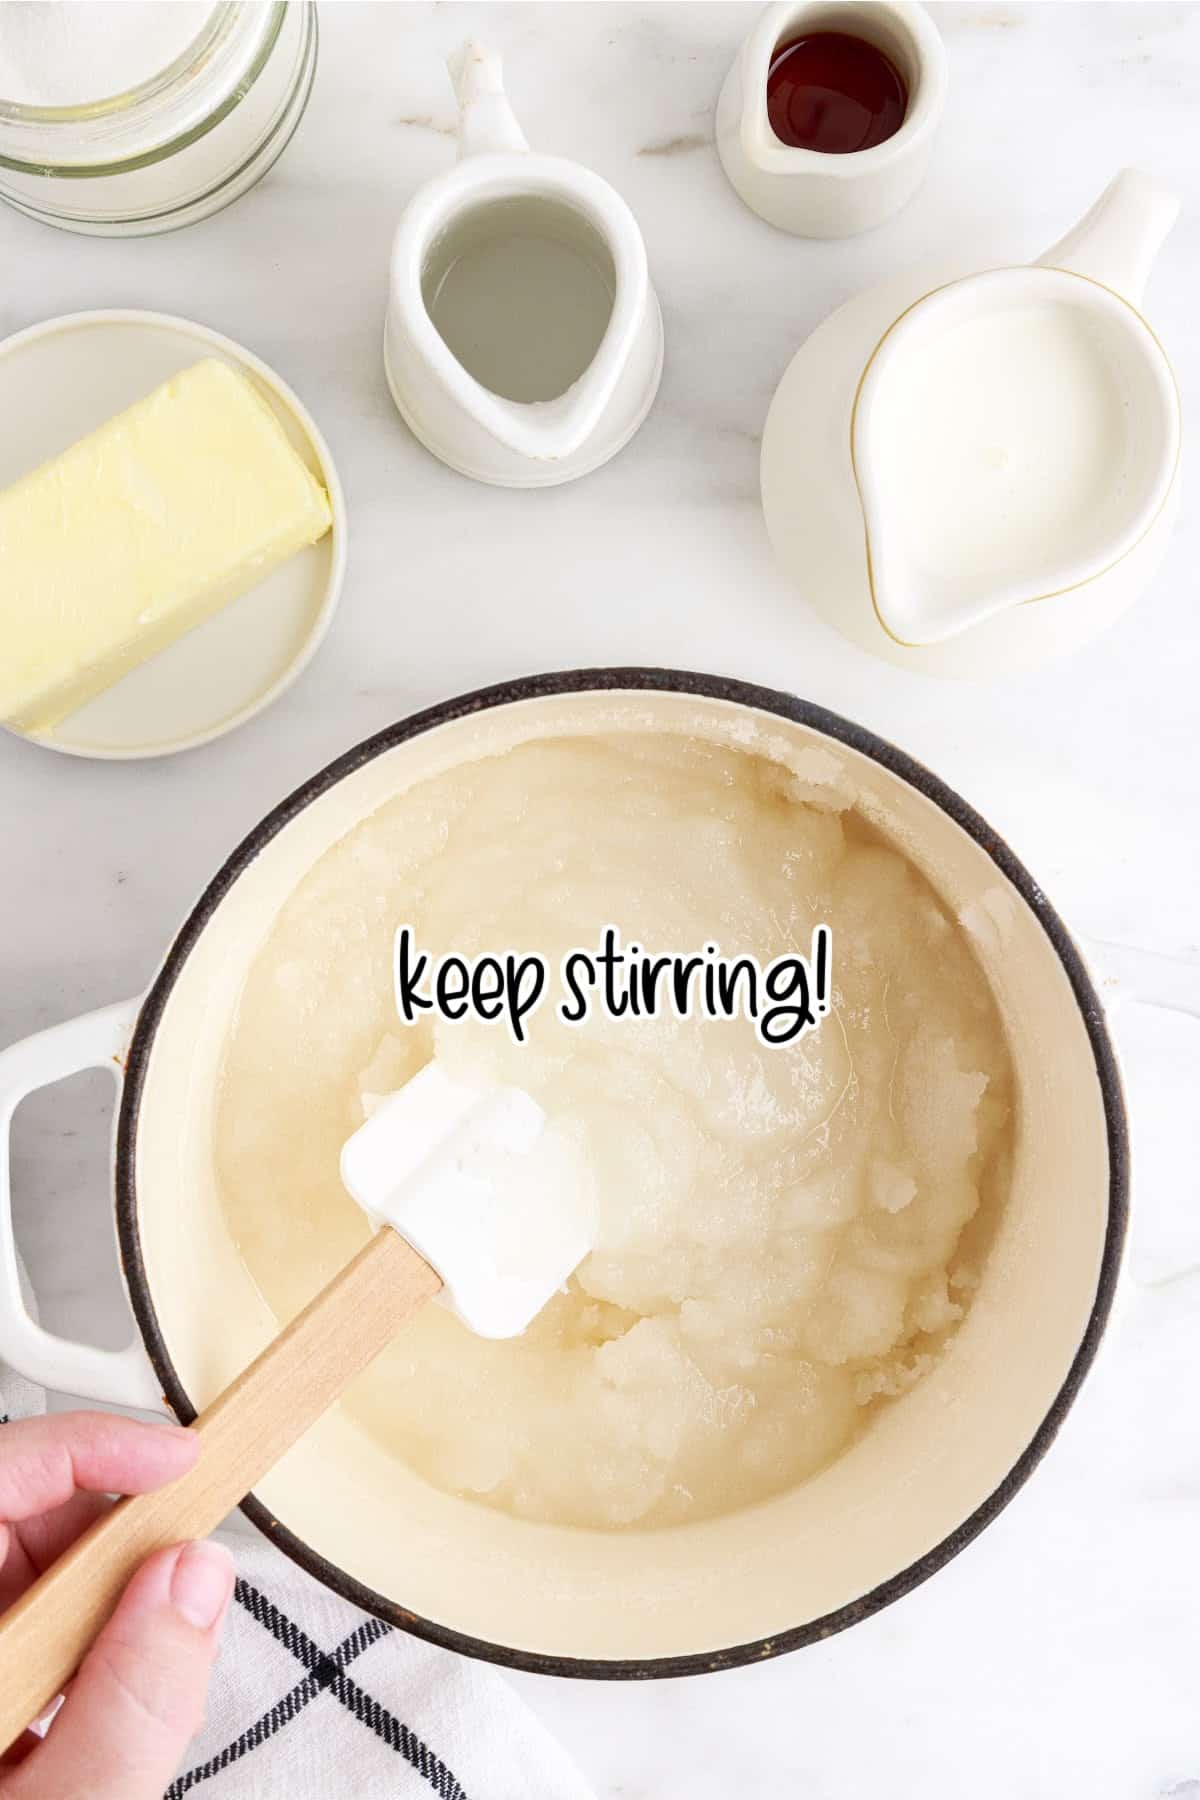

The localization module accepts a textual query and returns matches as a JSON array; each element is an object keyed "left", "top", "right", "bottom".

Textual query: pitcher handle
[
  {"left": 1036, "top": 168, "right": 1180, "bottom": 309},
  {"left": 447, "top": 39, "right": 529, "bottom": 160},
  {"left": 0, "top": 1003, "right": 164, "bottom": 1411}
]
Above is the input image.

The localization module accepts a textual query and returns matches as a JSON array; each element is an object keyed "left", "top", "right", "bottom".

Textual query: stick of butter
[{"left": 0, "top": 359, "right": 334, "bottom": 736}]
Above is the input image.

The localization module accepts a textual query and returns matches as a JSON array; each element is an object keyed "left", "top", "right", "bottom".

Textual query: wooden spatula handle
[{"left": 0, "top": 1228, "right": 440, "bottom": 1751}]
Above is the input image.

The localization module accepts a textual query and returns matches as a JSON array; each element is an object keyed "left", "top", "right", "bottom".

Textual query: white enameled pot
[{"left": 0, "top": 672, "right": 1126, "bottom": 1677}]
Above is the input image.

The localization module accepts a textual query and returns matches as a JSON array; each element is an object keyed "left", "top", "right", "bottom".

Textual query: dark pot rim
[{"left": 114, "top": 667, "right": 1129, "bottom": 1681}]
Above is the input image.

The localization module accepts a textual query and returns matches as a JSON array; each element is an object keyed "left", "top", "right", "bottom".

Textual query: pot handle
[
  {"left": 1083, "top": 936, "right": 1200, "bottom": 1024},
  {"left": 0, "top": 1002, "right": 164, "bottom": 1411}
]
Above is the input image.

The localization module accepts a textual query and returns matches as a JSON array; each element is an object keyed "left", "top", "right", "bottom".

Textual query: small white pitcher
[
  {"left": 761, "top": 170, "right": 1182, "bottom": 676},
  {"left": 384, "top": 41, "right": 664, "bottom": 488},
  {"left": 716, "top": 1, "right": 947, "bottom": 237}
]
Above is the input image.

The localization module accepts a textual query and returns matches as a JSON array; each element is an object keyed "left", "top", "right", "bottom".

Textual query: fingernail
[{"left": 170, "top": 1541, "right": 235, "bottom": 1630}]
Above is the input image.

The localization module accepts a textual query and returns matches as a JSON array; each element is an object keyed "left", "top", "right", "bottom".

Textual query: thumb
[{"left": 10, "top": 1541, "right": 235, "bottom": 1800}]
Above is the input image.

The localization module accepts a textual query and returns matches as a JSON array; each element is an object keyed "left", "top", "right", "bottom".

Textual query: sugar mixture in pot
[{"left": 216, "top": 732, "right": 1013, "bottom": 1529}]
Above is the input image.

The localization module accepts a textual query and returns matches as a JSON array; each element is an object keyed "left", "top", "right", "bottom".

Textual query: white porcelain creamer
[
  {"left": 384, "top": 41, "right": 663, "bottom": 488},
  {"left": 761, "top": 170, "right": 1182, "bottom": 675},
  {"left": 716, "top": 1, "right": 947, "bottom": 238}
]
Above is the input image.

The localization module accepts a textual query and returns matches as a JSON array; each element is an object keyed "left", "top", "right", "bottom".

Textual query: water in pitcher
[{"left": 422, "top": 196, "right": 616, "bottom": 404}]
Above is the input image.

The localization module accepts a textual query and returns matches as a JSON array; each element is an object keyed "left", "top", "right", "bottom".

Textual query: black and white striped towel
[{"left": 1, "top": 1360, "right": 595, "bottom": 1800}]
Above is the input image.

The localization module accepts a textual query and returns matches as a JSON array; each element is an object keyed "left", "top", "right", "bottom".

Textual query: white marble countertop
[{"left": 2, "top": 3, "right": 1198, "bottom": 1794}]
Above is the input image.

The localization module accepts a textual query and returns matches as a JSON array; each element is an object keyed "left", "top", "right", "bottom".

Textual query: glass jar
[{"left": 0, "top": 2, "right": 316, "bottom": 236}]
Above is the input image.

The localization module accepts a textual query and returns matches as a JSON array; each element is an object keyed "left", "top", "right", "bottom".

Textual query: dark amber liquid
[{"left": 767, "top": 31, "right": 908, "bottom": 154}]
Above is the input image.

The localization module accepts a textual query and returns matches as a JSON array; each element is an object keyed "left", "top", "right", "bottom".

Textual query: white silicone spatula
[{"left": 0, "top": 1063, "right": 593, "bottom": 1751}]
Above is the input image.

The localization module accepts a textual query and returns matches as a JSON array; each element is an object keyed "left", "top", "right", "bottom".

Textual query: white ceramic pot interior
[{"left": 129, "top": 687, "right": 1113, "bottom": 1665}]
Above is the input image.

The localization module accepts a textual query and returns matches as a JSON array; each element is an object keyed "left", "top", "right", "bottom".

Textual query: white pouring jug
[
  {"left": 761, "top": 170, "right": 1182, "bottom": 676},
  {"left": 716, "top": 1, "right": 947, "bottom": 238},
  {"left": 384, "top": 41, "right": 664, "bottom": 488}
]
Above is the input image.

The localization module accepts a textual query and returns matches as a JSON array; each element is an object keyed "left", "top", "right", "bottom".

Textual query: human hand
[{"left": 0, "top": 1412, "right": 234, "bottom": 1799}]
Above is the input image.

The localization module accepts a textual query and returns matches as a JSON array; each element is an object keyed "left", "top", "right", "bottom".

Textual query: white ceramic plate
[{"left": 0, "top": 310, "right": 347, "bottom": 759}]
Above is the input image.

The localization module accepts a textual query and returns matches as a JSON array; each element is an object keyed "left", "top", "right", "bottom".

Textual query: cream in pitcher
[{"left": 763, "top": 169, "right": 1182, "bottom": 673}]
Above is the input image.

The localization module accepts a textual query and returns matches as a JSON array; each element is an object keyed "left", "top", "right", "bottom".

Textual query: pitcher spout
[
  {"left": 457, "top": 384, "right": 609, "bottom": 465},
  {"left": 447, "top": 40, "right": 529, "bottom": 160}
]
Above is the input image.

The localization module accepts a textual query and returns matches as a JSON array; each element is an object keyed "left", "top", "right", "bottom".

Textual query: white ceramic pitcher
[
  {"left": 761, "top": 170, "right": 1182, "bottom": 676},
  {"left": 716, "top": 2, "right": 947, "bottom": 237},
  {"left": 384, "top": 41, "right": 663, "bottom": 488}
]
